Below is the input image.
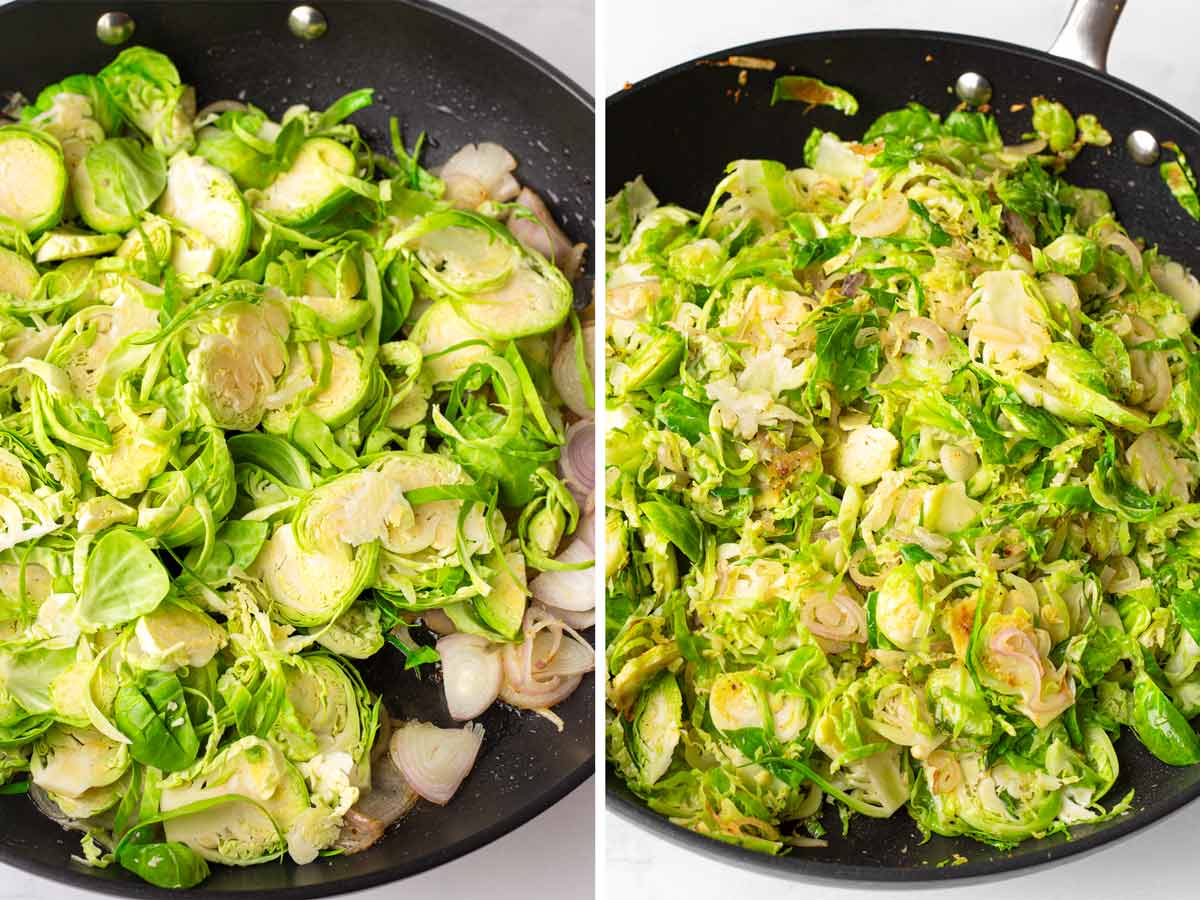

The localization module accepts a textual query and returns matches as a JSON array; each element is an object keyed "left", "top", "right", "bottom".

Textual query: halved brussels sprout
[
  {"left": 250, "top": 485, "right": 378, "bottom": 627},
  {"left": 0, "top": 247, "right": 39, "bottom": 300},
  {"left": 88, "top": 415, "right": 173, "bottom": 499},
  {"left": 188, "top": 300, "right": 289, "bottom": 432},
  {"left": 262, "top": 341, "right": 372, "bottom": 433},
  {"left": 409, "top": 299, "right": 494, "bottom": 384},
  {"left": 98, "top": 47, "right": 195, "bottom": 156},
  {"left": 30, "top": 724, "right": 129, "bottom": 800},
  {"left": 157, "top": 154, "right": 251, "bottom": 280},
  {"left": 253, "top": 138, "right": 358, "bottom": 226},
  {"left": 628, "top": 670, "right": 681, "bottom": 785},
  {"left": 161, "top": 736, "right": 309, "bottom": 865},
  {"left": 271, "top": 654, "right": 375, "bottom": 785},
  {"left": 0, "top": 126, "right": 66, "bottom": 235},
  {"left": 315, "top": 601, "right": 385, "bottom": 659},
  {"left": 912, "top": 750, "right": 1063, "bottom": 845},
  {"left": 73, "top": 137, "right": 166, "bottom": 234}
]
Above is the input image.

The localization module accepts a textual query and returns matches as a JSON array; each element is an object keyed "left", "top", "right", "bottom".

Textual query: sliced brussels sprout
[
  {"left": 413, "top": 215, "right": 521, "bottom": 295},
  {"left": 188, "top": 301, "right": 289, "bottom": 432},
  {"left": 72, "top": 137, "right": 166, "bottom": 234},
  {"left": 452, "top": 252, "right": 573, "bottom": 340},
  {"left": 75, "top": 495, "right": 137, "bottom": 532},
  {"left": 966, "top": 269, "right": 1052, "bottom": 371},
  {"left": 831, "top": 426, "right": 899, "bottom": 486},
  {"left": 98, "top": 47, "right": 195, "bottom": 156},
  {"left": 926, "top": 664, "right": 995, "bottom": 745},
  {"left": 48, "top": 772, "right": 129, "bottom": 819},
  {"left": 195, "top": 122, "right": 275, "bottom": 191},
  {"left": 1042, "top": 344, "right": 1149, "bottom": 432},
  {"left": 157, "top": 154, "right": 251, "bottom": 279},
  {"left": 34, "top": 230, "right": 122, "bottom": 263},
  {"left": 913, "top": 750, "right": 1064, "bottom": 844},
  {"left": 628, "top": 670, "right": 681, "bottom": 785},
  {"left": 262, "top": 341, "right": 372, "bottom": 432},
  {"left": 409, "top": 299, "right": 494, "bottom": 384},
  {"left": 366, "top": 451, "right": 488, "bottom": 558},
  {"left": 0, "top": 247, "right": 39, "bottom": 300},
  {"left": 473, "top": 550, "right": 527, "bottom": 640},
  {"left": 22, "top": 73, "right": 119, "bottom": 145},
  {"left": 874, "top": 564, "right": 932, "bottom": 651},
  {"left": 116, "top": 214, "right": 173, "bottom": 268},
  {"left": 250, "top": 519, "right": 378, "bottom": 629},
  {"left": 30, "top": 724, "right": 129, "bottom": 799},
  {"left": 709, "top": 671, "right": 767, "bottom": 733},
  {"left": 315, "top": 601, "right": 385, "bottom": 659},
  {"left": 88, "top": 417, "right": 173, "bottom": 499},
  {"left": 295, "top": 293, "right": 373, "bottom": 337},
  {"left": 126, "top": 601, "right": 228, "bottom": 672},
  {"left": 272, "top": 655, "right": 375, "bottom": 783},
  {"left": 921, "top": 481, "right": 982, "bottom": 534},
  {"left": 253, "top": 137, "right": 358, "bottom": 226},
  {"left": 0, "top": 126, "right": 66, "bottom": 235},
  {"left": 161, "top": 736, "right": 309, "bottom": 865},
  {"left": 137, "top": 426, "right": 237, "bottom": 548}
]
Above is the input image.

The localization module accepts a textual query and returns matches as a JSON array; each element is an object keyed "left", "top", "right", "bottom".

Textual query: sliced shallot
[
  {"left": 529, "top": 537, "right": 594, "bottom": 612},
  {"left": 334, "top": 754, "right": 420, "bottom": 854},
  {"left": 558, "top": 420, "right": 595, "bottom": 510},
  {"left": 552, "top": 322, "right": 595, "bottom": 419},
  {"left": 499, "top": 608, "right": 594, "bottom": 722},
  {"left": 437, "top": 632, "right": 502, "bottom": 720},
  {"left": 438, "top": 142, "right": 520, "bottom": 207},
  {"left": 510, "top": 187, "right": 586, "bottom": 280},
  {"left": 533, "top": 602, "right": 595, "bottom": 631},
  {"left": 389, "top": 721, "right": 484, "bottom": 806},
  {"left": 422, "top": 607, "right": 457, "bottom": 636}
]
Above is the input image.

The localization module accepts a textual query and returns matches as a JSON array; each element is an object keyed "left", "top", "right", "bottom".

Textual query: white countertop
[
  {"left": 0, "top": 1, "right": 595, "bottom": 898},
  {"left": 603, "top": 1, "right": 1200, "bottom": 898}
]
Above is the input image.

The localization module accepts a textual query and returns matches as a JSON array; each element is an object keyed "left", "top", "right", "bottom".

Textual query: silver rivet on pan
[
  {"left": 96, "top": 11, "right": 135, "bottom": 46},
  {"left": 954, "top": 72, "right": 992, "bottom": 107},
  {"left": 1126, "top": 129, "right": 1161, "bottom": 165},
  {"left": 288, "top": 5, "right": 328, "bottom": 41}
]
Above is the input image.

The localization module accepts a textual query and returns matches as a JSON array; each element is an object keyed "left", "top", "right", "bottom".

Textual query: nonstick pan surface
[
  {"left": 607, "top": 23, "right": 1200, "bottom": 885},
  {"left": 0, "top": 1, "right": 594, "bottom": 896}
]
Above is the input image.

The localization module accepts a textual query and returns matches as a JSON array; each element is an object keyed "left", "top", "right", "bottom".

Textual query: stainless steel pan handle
[{"left": 1048, "top": 0, "right": 1128, "bottom": 72}]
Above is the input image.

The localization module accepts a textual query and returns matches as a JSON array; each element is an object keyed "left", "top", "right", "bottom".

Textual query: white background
[
  {"left": 603, "top": 1, "right": 1200, "bottom": 899},
  {"left": 0, "top": 1, "right": 595, "bottom": 899}
]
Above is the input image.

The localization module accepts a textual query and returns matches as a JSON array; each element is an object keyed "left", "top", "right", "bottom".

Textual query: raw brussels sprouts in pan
[
  {"left": 606, "top": 80, "right": 1193, "bottom": 857},
  {"left": 0, "top": 44, "right": 595, "bottom": 888}
]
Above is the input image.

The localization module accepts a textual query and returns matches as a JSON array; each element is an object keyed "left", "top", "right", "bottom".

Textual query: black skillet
[
  {"left": 607, "top": 0, "right": 1200, "bottom": 884},
  {"left": 0, "top": 1, "right": 594, "bottom": 896}
]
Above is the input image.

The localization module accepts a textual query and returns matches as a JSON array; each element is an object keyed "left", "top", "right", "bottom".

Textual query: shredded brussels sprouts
[
  {"left": 605, "top": 92, "right": 1200, "bottom": 854},
  {"left": 0, "top": 46, "right": 593, "bottom": 888}
]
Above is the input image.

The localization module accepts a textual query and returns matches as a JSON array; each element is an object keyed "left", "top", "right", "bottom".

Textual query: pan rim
[
  {"left": 0, "top": 0, "right": 594, "bottom": 897},
  {"left": 605, "top": 25, "right": 1200, "bottom": 885},
  {"left": 605, "top": 26, "right": 1199, "bottom": 137}
]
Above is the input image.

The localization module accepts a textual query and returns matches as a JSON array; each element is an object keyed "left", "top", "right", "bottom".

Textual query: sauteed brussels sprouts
[
  {"left": 0, "top": 46, "right": 595, "bottom": 886},
  {"left": 606, "top": 84, "right": 1200, "bottom": 854}
]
